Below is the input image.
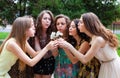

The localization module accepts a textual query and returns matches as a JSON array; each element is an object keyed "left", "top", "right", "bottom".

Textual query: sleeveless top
[
  {"left": 0, "top": 38, "right": 18, "bottom": 78},
  {"left": 78, "top": 40, "right": 100, "bottom": 78}
]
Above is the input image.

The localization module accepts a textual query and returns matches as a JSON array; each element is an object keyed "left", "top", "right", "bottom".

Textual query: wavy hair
[
  {"left": 35, "top": 10, "right": 54, "bottom": 41},
  {"left": 54, "top": 14, "right": 70, "bottom": 41},
  {"left": 81, "top": 12, "right": 118, "bottom": 48},
  {"left": 69, "top": 19, "right": 90, "bottom": 47}
]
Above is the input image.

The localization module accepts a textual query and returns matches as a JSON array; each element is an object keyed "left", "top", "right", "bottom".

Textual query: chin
[{"left": 30, "top": 35, "right": 34, "bottom": 37}]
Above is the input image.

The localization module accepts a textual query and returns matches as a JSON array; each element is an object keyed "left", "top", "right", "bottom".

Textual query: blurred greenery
[
  {"left": 0, "top": 0, "right": 120, "bottom": 27},
  {"left": 116, "top": 34, "right": 120, "bottom": 55}
]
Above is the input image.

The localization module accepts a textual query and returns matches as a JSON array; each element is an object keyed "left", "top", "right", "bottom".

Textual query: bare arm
[
  {"left": 78, "top": 41, "right": 90, "bottom": 54},
  {"left": 26, "top": 42, "right": 38, "bottom": 57},
  {"left": 7, "top": 40, "right": 55, "bottom": 67},
  {"left": 62, "top": 41, "right": 90, "bottom": 64},
  {"left": 58, "top": 37, "right": 105, "bottom": 64},
  {"left": 52, "top": 48, "right": 59, "bottom": 57},
  {"left": 62, "top": 48, "right": 79, "bottom": 64}
]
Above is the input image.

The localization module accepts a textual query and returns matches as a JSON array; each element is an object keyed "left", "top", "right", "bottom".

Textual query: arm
[
  {"left": 62, "top": 41, "right": 90, "bottom": 64},
  {"left": 26, "top": 42, "right": 38, "bottom": 57},
  {"left": 51, "top": 48, "right": 59, "bottom": 57},
  {"left": 62, "top": 48, "right": 79, "bottom": 64},
  {"left": 58, "top": 37, "right": 105, "bottom": 64},
  {"left": 78, "top": 41, "right": 90, "bottom": 54},
  {"left": 7, "top": 40, "right": 55, "bottom": 67},
  {"left": 26, "top": 37, "right": 44, "bottom": 57},
  {"left": 26, "top": 37, "right": 41, "bottom": 57}
]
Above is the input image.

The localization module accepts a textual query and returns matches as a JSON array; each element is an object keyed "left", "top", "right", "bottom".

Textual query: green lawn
[
  {"left": 0, "top": 32, "right": 9, "bottom": 44},
  {"left": 116, "top": 34, "right": 120, "bottom": 56},
  {"left": 0, "top": 32, "right": 9, "bottom": 39}
]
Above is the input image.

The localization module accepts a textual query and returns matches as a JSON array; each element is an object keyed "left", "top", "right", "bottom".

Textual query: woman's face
[
  {"left": 69, "top": 21, "right": 77, "bottom": 36},
  {"left": 41, "top": 13, "right": 51, "bottom": 29},
  {"left": 25, "top": 18, "right": 35, "bottom": 38},
  {"left": 56, "top": 17, "right": 67, "bottom": 34},
  {"left": 78, "top": 17, "right": 86, "bottom": 33}
]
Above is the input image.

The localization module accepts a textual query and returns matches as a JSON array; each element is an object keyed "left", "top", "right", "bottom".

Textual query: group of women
[{"left": 0, "top": 9, "right": 120, "bottom": 78}]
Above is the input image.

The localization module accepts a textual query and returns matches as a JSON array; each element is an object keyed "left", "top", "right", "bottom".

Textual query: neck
[
  {"left": 85, "top": 31, "right": 93, "bottom": 38},
  {"left": 73, "top": 35, "right": 81, "bottom": 45}
]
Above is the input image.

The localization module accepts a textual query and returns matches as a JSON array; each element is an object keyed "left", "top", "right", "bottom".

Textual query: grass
[
  {"left": 0, "top": 32, "right": 9, "bottom": 39},
  {"left": 0, "top": 32, "right": 9, "bottom": 44},
  {"left": 116, "top": 34, "right": 120, "bottom": 55}
]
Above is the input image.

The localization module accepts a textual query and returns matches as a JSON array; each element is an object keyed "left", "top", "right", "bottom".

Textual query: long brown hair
[
  {"left": 0, "top": 16, "right": 33, "bottom": 71},
  {"left": 81, "top": 12, "right": 118, "bottom": 48},
  {"left": 35, "top": 10, "right": 54, "bottom": 41},
  {"left": 54, "top": 14, "right": 70, "bottom": 41}
]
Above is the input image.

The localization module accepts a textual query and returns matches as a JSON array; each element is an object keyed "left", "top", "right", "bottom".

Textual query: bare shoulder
[
  {"left": 6, "top": 39, "right": 19, "bottom": 52},
  {"left": 94, "top": 36, "right": 106, "bottom": 47},
  {"left": 95, "top": 36, "right": 105, "bottom": 43}
]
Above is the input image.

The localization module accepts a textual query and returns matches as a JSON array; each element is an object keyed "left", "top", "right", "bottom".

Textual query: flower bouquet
[{"left": 50, "top": 31, "right": 63, "bottom": 40}]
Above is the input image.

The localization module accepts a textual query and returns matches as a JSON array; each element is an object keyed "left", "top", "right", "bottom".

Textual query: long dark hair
[{"left": 69, "top": 19, "right": 90, "bottom": 47}]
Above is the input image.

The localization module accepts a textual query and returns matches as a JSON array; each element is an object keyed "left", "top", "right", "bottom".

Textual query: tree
[
  {"left": 0, "top": 0, "right": 17, "bottom": 25},
  {"left": 82, "top": 0, "right": 120, "bottom": 26}
]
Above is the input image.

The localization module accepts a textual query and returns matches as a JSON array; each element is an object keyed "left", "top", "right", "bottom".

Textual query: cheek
[
  {"left": 78, "top": 25, "right": 81, "bottom": 30},
  {"left": 26, "top": 29, "right": 35, "bottom": 37},
  {"left": 79, "top": 25, "right": 84, "bottom": 32},
  {"left": 71, "top": 30, "right": 76, "bottom": 35}
]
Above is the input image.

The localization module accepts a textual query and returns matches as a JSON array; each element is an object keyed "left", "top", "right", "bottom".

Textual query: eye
[
  {"left": 56, "top": 23, "right": 60, "bottom": 25},
  {"left": 70, "top": 25, "right": 76, "bottom": 28},
  {"left": 61, "top": 22, "right": 66, "bottom": 25},
  {"left": 43, "top": 17, "right": 47, "bottom": 20}
]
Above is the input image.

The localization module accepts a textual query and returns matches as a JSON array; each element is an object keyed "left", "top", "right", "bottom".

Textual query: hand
[
  {"left": 47, "top": 40, "right": 58, "bottom": 50},
  {"left": 57, "top": 38, "right": 70, "bottom": 49}
]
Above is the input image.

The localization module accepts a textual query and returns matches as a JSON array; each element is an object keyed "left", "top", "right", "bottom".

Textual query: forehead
[
  {"left": 57, "top": 18, "right": 66, "bottom": 22},
  {"left": 70, "top": 21, "right": 75, "bottom": 25},
  {"left": 42, "top": 13, "right": 50, "bottom": 18},
  {"left": 79, "top": 16, "right": 83, "bottom": 20}
]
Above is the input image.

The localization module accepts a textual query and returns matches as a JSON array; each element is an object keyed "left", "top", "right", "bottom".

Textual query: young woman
[
  {"left": 53, "top": 14, "right": 80, "bottom": 78},
  {"left": 28, "top": 10, "right": 55, "bottom": 78},
  {"left": 58, "top": 12, "right": 120, "bottom": 78},
  {"left": 0, "top": 16, "right": 57, "bottom": 78},
  {"left": 68, "top": 19, "right": 100, "bottom": 78}
]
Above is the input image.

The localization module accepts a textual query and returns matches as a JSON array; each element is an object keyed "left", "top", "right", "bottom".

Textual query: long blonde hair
[{"left": 0, "top": 16, "right": 33, "bottom": 71}]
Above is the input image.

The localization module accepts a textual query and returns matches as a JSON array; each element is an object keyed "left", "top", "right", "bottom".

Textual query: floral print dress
[{"left": 54, "top": 48, "right": 79, "bottom": 78}]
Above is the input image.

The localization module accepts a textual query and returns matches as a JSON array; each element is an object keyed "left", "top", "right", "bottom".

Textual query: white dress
[{"left": 92, "top": 42, "right": 120, "bottom": 78}]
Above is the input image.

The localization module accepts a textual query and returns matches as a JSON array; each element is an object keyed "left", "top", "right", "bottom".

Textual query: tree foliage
[
  {"left": 0, "top": 0, "right": 120, "bottom": 26},
  {"left": 0, "top": 0, "right": 17, "bottom": 25}
]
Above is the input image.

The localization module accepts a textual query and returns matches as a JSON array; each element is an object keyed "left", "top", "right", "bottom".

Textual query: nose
[
  {"left": 46, "top": 18, "right": 49, "bottom": 22},
  {"left": 58, "top": 24, "right": 63, "bottom": 28},
  {"left": 69, "top": 26, "right": 72, "bottom": 30}
]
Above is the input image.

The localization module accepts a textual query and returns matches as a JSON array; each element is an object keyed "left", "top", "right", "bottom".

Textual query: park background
[{"left": 0, "top": 0, "right": 120, "bottom": 78}]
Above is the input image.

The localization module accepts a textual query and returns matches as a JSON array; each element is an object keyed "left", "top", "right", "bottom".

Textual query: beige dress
[
  {"left": 0, "top": 38, "right": 18, "bottom": 78},
  {"left": 91, "top": 41, "right": 120, "bottom": 78}
]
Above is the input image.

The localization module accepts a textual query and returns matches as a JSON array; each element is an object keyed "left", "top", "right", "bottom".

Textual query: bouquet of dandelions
[{"left": 50, "top": 31, "right": 63, "bottom": 40}]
